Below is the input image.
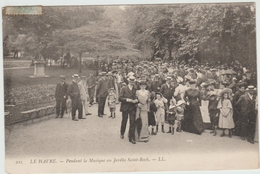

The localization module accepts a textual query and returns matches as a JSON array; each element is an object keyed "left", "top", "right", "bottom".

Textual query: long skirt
[
  {"left": 114, "top": 82, "right": 119, "bottom": 103},
  {"left": 218, "top": 109, "right": 235, "bottom": 129},
  {"left": 135, "top": 108, "right": 149, "bottom": 142},
  {"left": 200, "top": 100, "right": 211, "bottom": 123},
  {"left": 182, "top": 104, "right": 205, "bottom": 134},
  {"left": 255, "top": 113, "right": 258, "bottom": 143}
]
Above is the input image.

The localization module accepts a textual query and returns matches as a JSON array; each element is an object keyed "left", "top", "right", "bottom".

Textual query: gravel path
[{"left": 5, "top": 103, "right": 259, "bottom": 173}]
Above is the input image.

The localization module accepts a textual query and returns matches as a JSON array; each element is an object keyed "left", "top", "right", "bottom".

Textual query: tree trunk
[{"left": 79, "top": 51, "right": 82, "bottom": 74}]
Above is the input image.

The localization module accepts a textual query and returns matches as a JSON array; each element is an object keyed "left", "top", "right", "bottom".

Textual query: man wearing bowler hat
[
  {"left": 96, "top": 72, "right": 109, "bottom": 117},
  {"left": 67, "top": 74, "right": 84, "bottom": 121},
  {"left": 55, "top": 75, "right": 68, "bottom": 118},
  {"left": 119, "top": 76, "right": 138, "bottom": 144}
]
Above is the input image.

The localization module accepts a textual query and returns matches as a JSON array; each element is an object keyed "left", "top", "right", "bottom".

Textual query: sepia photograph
[{"left": 2, "top": 1, "right": 259, "bottom": 173}]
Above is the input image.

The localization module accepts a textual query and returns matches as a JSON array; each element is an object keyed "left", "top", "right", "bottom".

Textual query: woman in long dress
[
  {"left": 200, "top": 83, "right": 211, "bottom": 124},
  {"left": 135, "top": 81, "right": 150, "bottom": 142},
  {"left": 182, "top": 80, "right": 205, "bottom": 134}
]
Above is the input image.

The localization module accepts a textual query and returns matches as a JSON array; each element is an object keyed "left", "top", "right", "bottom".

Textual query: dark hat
[
  {"left": 139, "top": 80, "right": 147, "bottom": 86},
  {"left": 60, "top": 75, "right": 66, "bottom": 79},
  {"left": 128, "top": 76, "right": 136, "bottom": 82},
  {"left": 188, "top": 68, "right": 195, "bottom": 74},
  {"left": 108, "top": 88, "right": 115, "bottom": 92},
  {"left": 237, "top": 82, "right": 246, "bottom": 88},
  {"left": 155, "top": 92, "right": 163, "bottom": 97},
  {"left": 189, "top": 79, "right": 196, "bottom": 84}
]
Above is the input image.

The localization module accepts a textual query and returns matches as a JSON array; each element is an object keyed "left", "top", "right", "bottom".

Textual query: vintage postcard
[{"left": 2, "top": 2, "right": 259, "bottom": 174}]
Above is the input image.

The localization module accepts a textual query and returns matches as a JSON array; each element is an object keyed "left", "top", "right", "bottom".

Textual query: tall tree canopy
[{"left": 3, "top": 3, "right": 256, "bottom": 70}]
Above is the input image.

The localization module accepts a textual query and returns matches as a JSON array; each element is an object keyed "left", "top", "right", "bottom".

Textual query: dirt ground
[{"left": 5, "top": 102, "right": 260, "bottom": 173}]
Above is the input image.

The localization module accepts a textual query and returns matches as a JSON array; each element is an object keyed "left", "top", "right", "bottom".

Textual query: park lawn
[
  {"left": 4, "top": 66, "right": 95, "bottom": 123},
  {"left": 4, "top": 66, "right": 95, "bottom": 89}
]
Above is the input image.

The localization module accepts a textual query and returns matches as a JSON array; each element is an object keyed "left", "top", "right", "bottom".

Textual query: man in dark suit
[
  {"left": 119, "top": 76, "right": 138, "bottom": 144},
  {"left": 67, "top": 74, "right": 84, "bottom": 121},
  {"left": 150, "top": 74, "right": 162, "bottom": 93},
  {"left": 55, "top": 75, "right": 68, "bottom": 118},
  {"left": 96, "top": 72, "right": 109, "bottom": 117},
  {"left": 87, "top": 73, "right": 96, "bottom": 106},
  {"left": 160, "top": 76, "right": 175, "bottom": 122},
  {"left": 107, "top": 72, "right": 115, "bottom": 89},
  {"left": 236, "top": 86, "right": 257, "bottom": 144}
]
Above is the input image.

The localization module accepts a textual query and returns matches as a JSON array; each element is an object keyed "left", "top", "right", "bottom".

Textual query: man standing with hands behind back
[
  {"left": 55, "top": 75, "right": 68, "bottom": 118},
  {"left": 119, "top": 76, "right": 138, "bottom": 144},
  {"left": 67, "top": 74, "right": 84, "bottom": 121},
  {"left": 96, "top": 72, "right": 109, "bottom": 118},
  {"left": 87, "top": 73, "right": 96, "bottom": 106}
]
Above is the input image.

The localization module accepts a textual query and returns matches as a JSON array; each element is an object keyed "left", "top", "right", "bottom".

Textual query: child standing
[
  {"left": 208, "top": 93, "right": 219, "bottom": 136},
  {"left": 148, "top": 92, "right": 157, "bottom": 135},
  {"left": 107, "top": 88, "right": 116, "bottom": 119},
  {"left": 167, "top": 97, "right": 177, "bottom": 135},
  {"left": 176, "top": 100, "right": 186, "bottom": 132},
  {"left": 217, "top": 89, "right": 234, "bottom": 138},
  {"left": 154, "top": 92, "right": 168, "bottom": 133}
]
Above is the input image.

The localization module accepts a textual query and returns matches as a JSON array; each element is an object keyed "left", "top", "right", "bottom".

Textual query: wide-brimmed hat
[
  {"left": 177, "top": 100, "right": 186, "bottom": 106},
  {"left": 127, "top": 71, "right": 135, "bottom": 77},
  {"left": 219, "top": 88, "right": 232, "bottom": 96},
  {"left": 208, "top": 91, "right": 218, "bottom": 97},
  {"left": 155, "top": 92, "right": 163, "bottom": 97},
  {"left": 108, "top": 88, "right": 115, "bottom": 92}
]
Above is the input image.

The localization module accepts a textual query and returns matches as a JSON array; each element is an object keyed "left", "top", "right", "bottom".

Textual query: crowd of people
[{"left": 54, "top": 58, "right": 258, "bottom": 145}]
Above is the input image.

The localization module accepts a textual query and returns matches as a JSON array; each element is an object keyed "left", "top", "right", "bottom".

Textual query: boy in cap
[
  {"left": 154, "top": 92, "right": 168, "bottom": 133},
  {"left": 107, "top": 88, "right": 116, "bottom": 119},
  {"left": 55, "top": 75, "right": 68, "bottom": 118}
]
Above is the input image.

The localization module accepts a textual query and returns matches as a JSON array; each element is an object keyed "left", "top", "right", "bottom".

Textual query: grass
[
  {"left": 4, "top": 66, "right": 95, "bottom": 89},
  {"left": 4, "top": 66, "right": 95, "bottom": 123}
]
